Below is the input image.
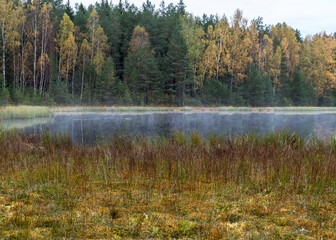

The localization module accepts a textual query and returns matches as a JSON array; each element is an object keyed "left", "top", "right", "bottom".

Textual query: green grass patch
[{"left": 0, "top": 106, "right": 53, "bottom": 120}]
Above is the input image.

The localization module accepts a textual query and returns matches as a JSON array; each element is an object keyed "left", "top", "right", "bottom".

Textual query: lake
[{"left": 2, "top": 111, "right": 336, "bottom": 144}]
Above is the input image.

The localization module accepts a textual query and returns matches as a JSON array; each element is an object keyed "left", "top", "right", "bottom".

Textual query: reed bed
[
  {"left": 54, "top": 105, "right": 336, "bottom": 113},
  {"left": 0, "top": 106, "right": 53, "bottom": 120},
  {"left": 1, "top": 131, "right": 336, "bottom": 239}
]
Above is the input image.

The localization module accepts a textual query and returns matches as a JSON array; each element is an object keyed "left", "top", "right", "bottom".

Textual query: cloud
[{"left": 72, "top": 0, "right": 336, "bottom": 36}]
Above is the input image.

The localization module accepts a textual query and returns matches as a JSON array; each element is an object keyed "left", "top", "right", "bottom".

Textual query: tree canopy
[{"left": 0, "top": 0, "right": 335, "bottom": 107}]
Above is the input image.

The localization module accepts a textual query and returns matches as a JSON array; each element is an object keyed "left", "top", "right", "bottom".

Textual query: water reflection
[{"left": 1, "top": 111, "right": 336, "bottom": 144}]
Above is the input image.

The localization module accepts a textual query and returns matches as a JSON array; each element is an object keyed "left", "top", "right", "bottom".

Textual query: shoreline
[{"left": 3, "top": 105, "right": 336, "bottom": 120}]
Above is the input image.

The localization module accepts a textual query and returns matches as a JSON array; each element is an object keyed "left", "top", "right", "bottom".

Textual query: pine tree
[
  {"left": 166, "top": 25, "right": 192, "bottom": 106},
  {"left": 124, "top": 26, "right": 162, "bottom": 105},
  {"left": 279, "top": 55, "right": 293, "bottom": 105},
  {"left": 95, "top": 57, "right": 116, "bottom": 104},
  {"left": 202, "top": 78, "right": 230, "bottom": 105},
  {"left": 246, "top": 64, "right": 273, "bottom": 106},
  {"left": 74, "top": 3, "right": 89, "bottom": 33},
  {"left": 65, "top": 0, "right": 74, "bottom": 21},
  {"left": 291, "top": 69, "right": 317, "bottom": 106}
]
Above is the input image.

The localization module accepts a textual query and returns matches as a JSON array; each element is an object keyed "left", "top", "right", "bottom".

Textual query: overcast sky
[{"left": 71, "top": 0, "right": 336, "bottom": 36}]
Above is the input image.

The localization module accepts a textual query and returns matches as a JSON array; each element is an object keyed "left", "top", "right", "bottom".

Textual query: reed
[
  {"left": 0, "top": 131, "right": 336, "bottom": 239},
  {"left": 0, "top": 106, "right": 53, "bottom": 120}
]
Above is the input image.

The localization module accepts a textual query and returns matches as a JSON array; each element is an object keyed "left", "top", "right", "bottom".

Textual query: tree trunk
[
  {"left": 58, "top": 52, "right": 62, "bottom": 81},
  {"left": 2, "top": 35, "right": 6, "bottom": 89},
  {"left": 33, "top": 10, "right": 37, "bottom": 93},
  {"left": 81, "top": 55, "right": 86, "bottom": 101},
  {"left": 20, "top": 20, "right": 26, "bottom": 92},
  {"left": 66, "top": 48, "right": 70, "bottom": 88},
  {"left": 13, "top": 50, "right": 16, "bottom": 88},
  {"left": 40, "top": 25, "right": 45, "bottom": 95},
  {"left": 72, "top": 46, "right": 78, "bottom": 100}
]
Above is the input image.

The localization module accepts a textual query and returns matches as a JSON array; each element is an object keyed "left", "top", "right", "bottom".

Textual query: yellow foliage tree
[
  {"left": 227, "top": 9, "right": 251, "bottom": 88},
  {"left": 271, "top": 24, "right": 300, "bottom": 76},
  {"left": 301, "top": 33, "right": 336, "bottom": 96},
  {"left": 202, "top": 25, "right": 218, "bottom": 80},
  {"left": 87, "top": 10, "right": 108, "bottom": 75},
  {"left": 129, "top": 26, "right": 150, "bottom": 53},
  {"left": 93, "top": 26, "right": 108, "bottom": 75},
  {"left": 39, "top": 3, "right": 53, "bottom": 94},
  {"left": 59, "top": 13, "right": 77, "bottom": 83},
  {"left": 79, "top": 39, "right": 90, "bottom": 101},
  {"left": 249, "top": 21, "right": 261, "bottom": 69},
  {"left": 0, "top": 0, "right": 19, "bottom": 88}
]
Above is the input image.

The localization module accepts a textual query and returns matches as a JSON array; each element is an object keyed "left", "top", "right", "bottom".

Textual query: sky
[{"left": 71, "top": 0, "right": 336, "bottom": 36}]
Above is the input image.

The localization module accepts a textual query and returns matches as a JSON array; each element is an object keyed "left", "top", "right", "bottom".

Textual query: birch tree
[
  {"left": 0, "top": 0, "right": 18, "bottom": 89},
  {"left": 79, "top": 39, "right": 90, "bottom": 101},
  {"left": 39, "top": 3, "right": 53, "bottom": 94}
]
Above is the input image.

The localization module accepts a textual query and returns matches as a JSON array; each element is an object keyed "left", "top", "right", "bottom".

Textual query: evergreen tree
[
  {"left": 74, "top": 3, "right": 89, "bottom": 33},
  {"left": 246, "top": 65, "right": 273, "bottom": 106},
  {"left": 291, "top": 69, "right": 309, "bottom": 106},
  {"left": 65, "top": 0, "right": 74, "bottom": 20},
  {"left": 202, "top": 78, "right": 230, "bottom": 105},
  {"left": 124, "top": 26, "right": 162, "bottom": 105},
  {"left": 96, "top": 1, "right": 121, "bottom": 67},
  {"left": 166, "top": 25, "right": 192, "bottom": 106},
  {"left": 95, "top": 57, "right": 116, "bottom": 104},
  {"left": 279, "top": 56, "right": 293, "bottom": 105}
]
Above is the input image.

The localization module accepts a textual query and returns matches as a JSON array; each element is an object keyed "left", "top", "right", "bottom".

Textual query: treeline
[{"left": 0, "top": 0, "right": 335, "bottom": 106}]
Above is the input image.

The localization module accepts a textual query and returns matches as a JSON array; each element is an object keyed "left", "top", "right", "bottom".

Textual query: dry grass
[{"left": 0, "top": 131, "right": 336, "bottom": 239}]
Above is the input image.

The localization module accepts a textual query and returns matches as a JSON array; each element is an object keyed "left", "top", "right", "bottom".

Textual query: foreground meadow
[{"left": 0, "top": 131, "right": 336, "bottom": 239}]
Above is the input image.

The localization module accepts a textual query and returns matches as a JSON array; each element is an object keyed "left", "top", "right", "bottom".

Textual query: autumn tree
[
  {"left": 29, "top": 0, "right": 40, "bottom": 93},
  {"left": 271, "top": 23, "right": 301, "bottom": 77},
  {"left": 79, "top": 38, "right": 90, "bottom": 101},
  {"left": 0, "top": 0, "right": 19, "bottom": 89},
  {"left": 227, "top": 9, "right": 251, "bottom": 89},
  {"left": 301, "top": 33, "right": 336, "bottom": 97},
  {"left": 38, "top": 3, "right": 53, "bottom": 94},
  {"left": 16, "top": 2, "right": 28, "bottom": 92},
  {"left": 58, "top": 13, "right": 78, "bottom": 98},
  {"left": 202, "top": 25, "right": 217, "bottom": 80}
]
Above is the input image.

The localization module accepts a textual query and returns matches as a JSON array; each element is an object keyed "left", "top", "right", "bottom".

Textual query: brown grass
[{"left": 0, "top": 131, "right": 336, "bottom": 239}]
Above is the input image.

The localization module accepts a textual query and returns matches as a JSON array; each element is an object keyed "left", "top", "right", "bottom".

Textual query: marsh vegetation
[{"left": 0, "top": 130, "right": 336, "bottom": 239}]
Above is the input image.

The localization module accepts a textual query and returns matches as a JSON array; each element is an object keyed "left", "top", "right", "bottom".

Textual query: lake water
[{"left": 2, "top": 111, "right": 336, "bottom": 144}]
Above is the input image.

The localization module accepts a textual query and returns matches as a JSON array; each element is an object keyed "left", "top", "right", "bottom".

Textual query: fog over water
[{"left": 2, "top": 111, "right": 336, "bottom": 144}]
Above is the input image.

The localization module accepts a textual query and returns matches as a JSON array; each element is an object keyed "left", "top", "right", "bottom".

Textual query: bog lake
[{"left": 2, "top": 111, "right": 336, "bottom": 144}]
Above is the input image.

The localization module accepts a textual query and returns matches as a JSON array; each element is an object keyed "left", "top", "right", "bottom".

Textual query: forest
[{"left": 0, "top": 0, "right": 335, "bottom": 107}]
